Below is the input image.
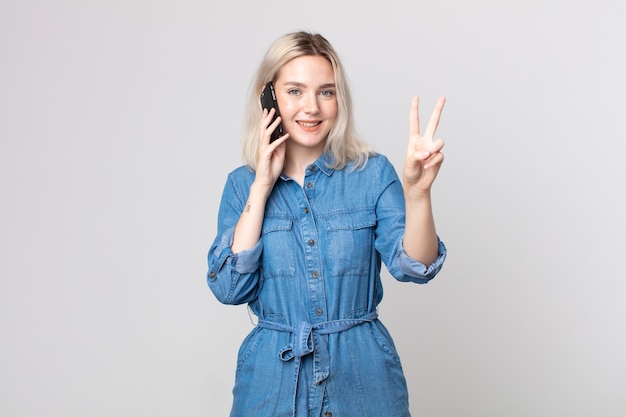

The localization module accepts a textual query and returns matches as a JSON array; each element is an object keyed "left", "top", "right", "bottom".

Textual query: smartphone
[{"left": 260, "top": 81, "right": 284, "bottom": 143}]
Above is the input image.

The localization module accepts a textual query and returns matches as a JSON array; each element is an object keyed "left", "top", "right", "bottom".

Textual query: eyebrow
[{"left": 283, "top": 81, "right": 336, "bottom": 89}]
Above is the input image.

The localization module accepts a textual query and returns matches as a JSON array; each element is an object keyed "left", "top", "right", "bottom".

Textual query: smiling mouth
[{"left": 297, "top": 121, "right": 322, "bottom": 128}]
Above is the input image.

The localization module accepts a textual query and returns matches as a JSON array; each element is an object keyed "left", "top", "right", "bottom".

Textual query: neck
[{"left": 283, "top": 147, "right": 324, "bottom": 186}]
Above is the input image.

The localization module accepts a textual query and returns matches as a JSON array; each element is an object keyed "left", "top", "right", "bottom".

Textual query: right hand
[{"left": 255, "top": 108, "right": 288, "bottom": 191}]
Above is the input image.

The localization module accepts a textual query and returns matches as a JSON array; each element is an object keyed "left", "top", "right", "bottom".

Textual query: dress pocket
[
  {"left": 261, "top": 215, "right": 297, "bottom": 278},
  {"left": 369, "top": 320, "right": 402, "bottom": 365},
  {"left": 235, "top": 327, "right": 266, "bottom": 377},
  {"left": 324, "top": 208, "right": 376, "bottom": 277}
]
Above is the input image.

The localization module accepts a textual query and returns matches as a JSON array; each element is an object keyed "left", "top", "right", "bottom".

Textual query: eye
[
  {"left": 287, "top": 88, "right": 301, "bottom": 96},
  {"left": 320, "top": 89, "right": 336, "bottom": 97}
]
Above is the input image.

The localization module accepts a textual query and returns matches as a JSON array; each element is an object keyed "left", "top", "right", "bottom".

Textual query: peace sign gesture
[{"left": 402, "top": 96, "right": 446, "bottom": 198}]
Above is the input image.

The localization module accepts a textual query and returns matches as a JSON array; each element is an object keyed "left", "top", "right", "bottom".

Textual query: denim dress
[{"left": 207, "top": 153, "right": 446, "bottom": 417}]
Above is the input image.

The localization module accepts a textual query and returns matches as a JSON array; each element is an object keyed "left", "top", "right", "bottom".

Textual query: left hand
[{"left": 402, "top": 96, "right": 446, "bottom": 197}]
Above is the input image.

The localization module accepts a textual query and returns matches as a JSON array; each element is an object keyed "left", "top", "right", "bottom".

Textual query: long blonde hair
[{"left": 241, "top": 31, "right": 373, "bottom": 170}]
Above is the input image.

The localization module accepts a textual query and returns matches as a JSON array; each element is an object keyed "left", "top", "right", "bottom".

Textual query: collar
[
  {"left": 313, "top": 153, "right": 335, "bottom": 177},
  {"left": 279, "top": 152, "right": 335, "bottom": 181}
]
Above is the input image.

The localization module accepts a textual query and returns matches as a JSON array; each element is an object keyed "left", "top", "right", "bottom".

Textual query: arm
[
  {"left": 207, "top": 177, "right": 264, "bottom": 305},
  {"left": 207, "top": 109, "right": 289, "bottom": 304},
  {"left": 401, "top": 96, "right": 446, "bottom": 266},
  {"left": 231, "top": 108, "right": 288, "bottom": 253},
  {"left": 374, "top": 156, "right": 446, "bottom": 284}
]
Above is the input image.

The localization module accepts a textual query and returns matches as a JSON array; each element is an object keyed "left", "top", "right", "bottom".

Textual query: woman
[{"left": 207, "top": 31, "right": 447, "bottom": 417}]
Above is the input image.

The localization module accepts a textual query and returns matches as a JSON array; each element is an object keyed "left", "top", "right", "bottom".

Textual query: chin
[{"left": 295, "top": 136, "right": 327, "bottom": 147}]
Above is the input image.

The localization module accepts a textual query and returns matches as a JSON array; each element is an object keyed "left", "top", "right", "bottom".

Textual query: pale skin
[
  {"left": 402, "top": 96, "right": 446, "bottom": 265},
  {"left": 232, "top": 56, "right": 445, "bottom": 266},
  {"left": 231, "top": 107, "right": 288, "bottom": 254}
]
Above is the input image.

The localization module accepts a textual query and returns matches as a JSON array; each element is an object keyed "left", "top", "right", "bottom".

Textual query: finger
[
  {"left": 424, "top": 152, "right": 444, "bottom": 170},
  {"left": 260, "top": 111, "right": 281, "bottom": 144},
  {"left": 429, "top": 138, "right": 445, "bottom": 153},
  {"left": 412, "top": 150, "right": 431, "bottom": 161},
  {"left": 265, "top": 116, "right": 283, "bottom": 141},
  {"left": 261, "top": 108, "right": 277, "bottom": 127},
  {"left": 409, "top": 96, "right": 420, "bottom": 137},
  {"left": 269, "top": 114, "right": 281, "bottom": 130},
  {"left": 269, "top": 132, "right": 289, "bottom": 148},
  {"left": 423, "top": 96, "right": 446, "bottom": 139}
]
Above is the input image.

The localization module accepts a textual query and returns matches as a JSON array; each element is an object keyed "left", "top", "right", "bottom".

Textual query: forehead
[{"left": 276, "top": 55, "right": 335, "bottom": 84}]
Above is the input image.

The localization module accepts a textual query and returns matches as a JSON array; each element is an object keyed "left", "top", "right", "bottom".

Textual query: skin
[
  {"left": 402, "top": 96, "right": 446, "bottom": 265},
  {"left": 273, "top": 55, "right": 338, "bottom": 184},
  {"left": 232, "top": 55, "right": 446, "bottom": 266}
]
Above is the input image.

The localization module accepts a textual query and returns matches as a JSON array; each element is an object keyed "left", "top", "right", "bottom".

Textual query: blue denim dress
[{"left": 207, "top": 153, "right": 446, "bottom": 417}]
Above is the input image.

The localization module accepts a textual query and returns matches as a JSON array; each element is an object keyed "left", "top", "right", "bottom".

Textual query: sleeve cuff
[
  {"left": 397, "top": 238, "right": 447, "bottom": 281},
  {"left": 214, "top": 227, "right": 263, "bottom": 274}
]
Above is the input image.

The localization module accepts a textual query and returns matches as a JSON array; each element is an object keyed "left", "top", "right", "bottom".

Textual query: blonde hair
[{"left": 241, "top": 31, "right": 373, "bottom": 170}]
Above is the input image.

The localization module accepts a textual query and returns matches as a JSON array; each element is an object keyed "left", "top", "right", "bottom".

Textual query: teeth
[{"left": 299, "top": 121, "right": 320, "bottom": 127}]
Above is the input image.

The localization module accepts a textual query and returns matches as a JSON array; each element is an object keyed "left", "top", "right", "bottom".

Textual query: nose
[{"left": 304, "top": 92, "right": 320, "bottom": 114}]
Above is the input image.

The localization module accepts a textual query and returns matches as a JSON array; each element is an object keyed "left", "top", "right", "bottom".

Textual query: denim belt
[{"left": 257, "top": 311, "right": 379, "bottom": 417}]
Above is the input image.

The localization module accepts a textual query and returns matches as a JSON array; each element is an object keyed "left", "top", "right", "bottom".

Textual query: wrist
[
  {"left": 250, "top": 181, "right": 273, "bottom": 202},
  {"left": 404, "top": 187, "right": 431, "bottom": 204}
]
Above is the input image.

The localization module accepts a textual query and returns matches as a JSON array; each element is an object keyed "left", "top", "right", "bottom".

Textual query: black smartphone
[{"left": 260, "top": 81, "right": 284, "bottom": 143}]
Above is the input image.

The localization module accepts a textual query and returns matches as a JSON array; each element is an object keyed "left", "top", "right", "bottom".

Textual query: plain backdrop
[{"left": 1, "top": 1, "right": 625, "bottom": 416}]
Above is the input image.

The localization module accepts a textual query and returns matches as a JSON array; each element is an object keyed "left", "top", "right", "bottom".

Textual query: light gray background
[{"left": 1, "top": 1, "right": 625, "bottom": 416}]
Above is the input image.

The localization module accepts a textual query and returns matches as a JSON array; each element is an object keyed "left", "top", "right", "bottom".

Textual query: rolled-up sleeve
[
  {"left": 394, "top": 237, "right": 447, "bottom": 283},
  {"left": 206, "top": 168, "right": 263, "bottom": 305},
  {"left": 207, "top": 226, "right": 263, "bottom": 305},
  {"left": 373, "top": 156, "right": 447, "bottom": 284}
]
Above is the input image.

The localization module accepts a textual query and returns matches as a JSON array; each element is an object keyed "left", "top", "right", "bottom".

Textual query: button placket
[{"left": 300, "top": 164, "right": 327, "bottom": 325}]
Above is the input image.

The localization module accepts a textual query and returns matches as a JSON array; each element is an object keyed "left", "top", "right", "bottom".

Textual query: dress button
[
  {"left": 312, "top": 271, "right": 319, "bottom": 278},
  {"left": 306, "top": 181, "right": 313, "bottom": 188},
  {"left": 308, "top": 239, "right": 315, "bottom": 246},
  {"left": 304, "top": 207, "right": 309, "bottom": 214},
  {"left": 209, "top": 271, "right": 216, "bottom": 278},
  {"left": 308, "top": 165, "right": 316, "bottom": 172},
  {"left": 316, "top": 308, "right": 323, "bottom": 316},
  {"left": 325, "top": 412, "right": 332, "bottom": 417}
]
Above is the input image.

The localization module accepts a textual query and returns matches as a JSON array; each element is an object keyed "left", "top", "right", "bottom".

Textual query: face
[{"left": 273, "top": 55, "right": 338, "bottom": 153}]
